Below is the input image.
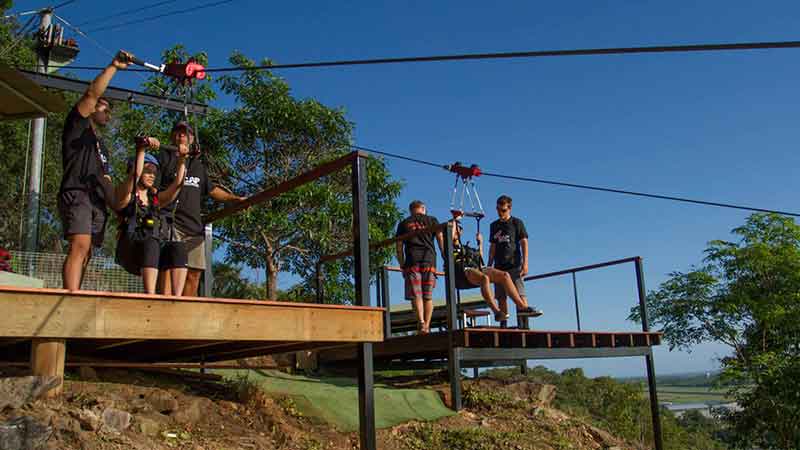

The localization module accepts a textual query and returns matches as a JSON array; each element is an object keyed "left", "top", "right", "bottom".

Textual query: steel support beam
[
  {"left": 460, "top": 346, "right": 653, "bottom": 361},
  {"left": 443, "top": 221, "right": 462, "bottom": 410},
  {"left": 380, "top": 267, "right": 391, "bottom": 340},
  {"left": 20, "top": 70, "right": 208, "bottom": 115},
  {"left": 636, "top": 258, "right": 664, "bottom": 450},
  {"left": 351, "top": 154, "right": 376, "bottom": 450}
]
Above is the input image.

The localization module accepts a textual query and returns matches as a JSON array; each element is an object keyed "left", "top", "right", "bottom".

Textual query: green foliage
[
  {"left": 0, "top": 16, "right": 74, "bottom": 252},
  {"left": 213, "top": 52, "right": 403, "bottom": 301},
  {"left": 482, "top": 365, "right": 728, "bottom": 450},
  {"left": 401, "top": 423, "right": 523, "bottom": 450},
  {"left": 630, "top": 213, "right": 800, "bottom": 448},
  {"left": 462, "top": 386, "right": 517, "bottom": 412},
  {"left": 212, "top": 262, "right": 266, "bottom": 299}
]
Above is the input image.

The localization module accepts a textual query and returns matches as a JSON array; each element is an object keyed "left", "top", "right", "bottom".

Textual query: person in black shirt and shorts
[
  {"left": 156, "top": 121, "right": 246, "bottom": 296},
  {"left": 395, "top": 200, "right": 444, "bottom": 334},
  {"left": 58, "top": 51, "right": 131, "bottom": 290},
  {"left": 488, "top": 195, "right": 543, "bottom": 319}
]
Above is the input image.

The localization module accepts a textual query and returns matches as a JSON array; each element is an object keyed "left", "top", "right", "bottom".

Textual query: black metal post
[
  {"left": 351, "top": 154, "right": 376, "bottom": 450},
  {"left": 315, "top": 262, "right": 324, "bottom": 304},
  {"left": 380, "top": 266, "right": 391, "bottom": 340},
  {"left": 572, "top": 272, "right": 581, "bottom": 331},
  {"left": 443, "top": 221, "right": 462, "bottom": 411},
  {"left": 635, "top": 257, "right": 663, "bottom": 450}
]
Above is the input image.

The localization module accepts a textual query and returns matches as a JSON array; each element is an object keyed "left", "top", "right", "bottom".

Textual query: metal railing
[{"left": 522, "top": 256, "right": 644, "bottom": 332}]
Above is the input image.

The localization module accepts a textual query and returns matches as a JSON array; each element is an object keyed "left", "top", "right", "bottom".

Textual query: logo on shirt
[
  {"left": 184, "top": 176, "right": 201, "bottom": 188},
  {"left": 407, "top": 222, "right": 428, "bottom": 231},
  {"left": 493, "top": 231, "right": 511, "bottom": 244}
]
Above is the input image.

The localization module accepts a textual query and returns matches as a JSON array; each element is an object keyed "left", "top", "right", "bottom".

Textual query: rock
[
  {"left": 173, "top": 398, "right": 212, "bottom": 425},
  {"left": 77, "top": 366, "right": 98, "bottom": 381},
  {"left": 145, "top": 389, "right": 179, "bottom": 414},
  {"left": 503, "top": 381, "right": 557, "bottom": 407},
  {"left": 101, "top": 408, "right": 131, "bottom": 433},
  {"left": 0, "top": 377, "right": 62, "bottom": 410},
  {"left": 218, "top": 400, "right": 239, "bottom": 411},
  {"left": 135, "top": 416, "right": 161, "bottom": 437},
  {"left": 74, "top": 409, "right": 101, "bottom": 432},
  {"left": 0, "top": 416, "right": 52, "bottom": 450}
]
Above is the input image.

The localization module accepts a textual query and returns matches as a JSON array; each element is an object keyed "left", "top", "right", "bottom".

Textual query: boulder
[
  {"left": 74, "top": 409, "right": 101, "bottom": 432},
  {"left": 101, "top": 408, "right": 131, "bottom": 433},
  {"left": 0, "top": 416, "right": 52, "bottom": 450},
  {"left": 144, "top": 389, "right": 179, "bottom": 414},
  {"left": 135, "top": 415, "right": 161, "bottom": 437},
  {"left": 0, "top": 377, "right": 61, "bottom": 410},
  {"left": 173, "top": 398, "right": 212, "bottom": 425}
]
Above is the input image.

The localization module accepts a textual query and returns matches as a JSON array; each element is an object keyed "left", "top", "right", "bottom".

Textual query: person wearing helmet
[
  {"left": 451, "top": 216, "right": 534, "bottom": 323},
  {"left": 156, "top": 121, "right": 246, "bottom": 297},
  {"left": 113, "top": 138, "right": 189, "bottom": 294}
]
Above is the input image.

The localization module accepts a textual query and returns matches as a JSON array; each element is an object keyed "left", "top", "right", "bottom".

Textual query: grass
[{"left": 651, "top": 385, "right": 733, "bottom": 404}]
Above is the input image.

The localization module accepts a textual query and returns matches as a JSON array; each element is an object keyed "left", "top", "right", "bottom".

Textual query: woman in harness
[
  {"left": 113, "top": 138, "right": 189, "bottom": 294},
  {"left": 452, "top": 217, "right": 535, "bottom": 322}
]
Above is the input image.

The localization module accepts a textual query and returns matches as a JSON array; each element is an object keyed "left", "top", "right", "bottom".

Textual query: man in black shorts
[
  {"left": 156, "top": 121, "right": 246, "bottom": 296},
  {"left": 488, "top": 195, "right": 542, "bottom": 319},
  {"left": 58, "top": 50, "right": 131, "bottom": 290},
  {"left": 395, "top": 200, "right": 444, "bottom": 334}
]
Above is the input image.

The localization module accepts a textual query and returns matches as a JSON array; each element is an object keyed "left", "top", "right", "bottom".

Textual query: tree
[
  {"left": 213, "top": 52, "right": 403, "bottom": 301},
  {"left": 0, "top": 11, "right": 72, "bottom": 253},
  {"left": 632, "top": 213, "right": 800, "bottom": 448}
]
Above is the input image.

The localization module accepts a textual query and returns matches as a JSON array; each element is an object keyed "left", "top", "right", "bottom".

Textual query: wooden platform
[
  {"left": 0, "top": 286, "right": 384, "bottom": 363},
  {"left": 319, "top": 328, "right": 663, "bottom": 366}
]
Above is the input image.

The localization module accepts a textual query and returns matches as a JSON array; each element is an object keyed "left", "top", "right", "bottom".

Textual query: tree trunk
[
  {"left": 262, "top": 233, "right": 279, "bottom": 300},
  {"left": 266, "top": 264, "right": 278, "bottom": 300}
]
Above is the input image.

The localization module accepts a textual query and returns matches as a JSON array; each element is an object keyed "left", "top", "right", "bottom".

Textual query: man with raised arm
[
  {"left": 58, "top": 50, "right": 131, "bottom": 290},
  {"left": 395, "top": 200, "right": 444, "bottom": 334},
  {"left": 488, "top": 195, "right": 543, "bottom": 320}
]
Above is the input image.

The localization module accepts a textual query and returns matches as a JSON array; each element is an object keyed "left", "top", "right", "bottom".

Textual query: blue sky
[{"left": 12, "top": 0, "right": 800, "bottom": 376}]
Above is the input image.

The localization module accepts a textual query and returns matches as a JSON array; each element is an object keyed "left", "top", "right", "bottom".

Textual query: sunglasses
[{"left": 142, "top": 164, "right": 158, "bottom": 174}]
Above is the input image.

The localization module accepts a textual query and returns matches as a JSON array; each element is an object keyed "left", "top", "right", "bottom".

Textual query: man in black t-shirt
[
  {"left": 395, "top": 200, "right": 444, "bottom": 334},
  {"left": 488, "top": 195, "right": 543, "bottom": 319},
  {"left": 58, "top": 51, "right": 131, "bottom": 290},
  {"left": 157, "top": 121, "right": 246, "bottom": 296}
]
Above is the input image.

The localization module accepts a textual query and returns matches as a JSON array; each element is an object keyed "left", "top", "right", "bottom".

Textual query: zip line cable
[
  {"left": 17, "top": 39, "right": 800, "bottom": 73},
  {"left": 75, "top": 0, "right": 179, "bottom": 27},
  {"left": 53, "top": 0, "right": 79, "bottom": 10},
  {"left": 86, "top": 0, "right": 237, "bottom": 33},
  {"left": 354, "top": 145, "right": 800, "bottom": 218}
]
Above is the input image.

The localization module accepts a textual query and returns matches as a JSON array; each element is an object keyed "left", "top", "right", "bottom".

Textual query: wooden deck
[
  {"left": 319, "top": 328, "right": 663, "bottom": 366},
  {"left": 0, "top": 286, "right": 384, "bottom": 363}
]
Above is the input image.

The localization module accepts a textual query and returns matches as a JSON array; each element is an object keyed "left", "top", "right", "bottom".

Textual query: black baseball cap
[{"left": 171, "top": 120, "right": 194, "bottom": 135}]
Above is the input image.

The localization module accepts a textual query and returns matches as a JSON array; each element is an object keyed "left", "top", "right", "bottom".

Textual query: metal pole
[
  {"left": 380, "top": 267, "right": 391, "bottom": 340},
  {"left": 351, "top": 154, "right": 376, "bottom": 450},
  {"left": 24, "top": 9, "right": 52, "bottom": 253},
  {"left": 572, "top": 272, "right": 581, "bottom": 331},
  {"left": 443, "top": 221, "right": 462, "bottom": 410},
  {"left": 635, "top": 258, "right": 663, "bottom": 450}
]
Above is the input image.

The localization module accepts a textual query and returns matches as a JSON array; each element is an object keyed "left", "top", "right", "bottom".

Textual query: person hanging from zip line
[
  {"left": 155, "top": 121, "right": 246, "bottom": 297},
  {"left": 58, "top": 50, "right": 132, "bottom": 291},
  {"left": 112, "top": 137, "right": 189, "bottom": 294},
  {"left": 488, "top": 195, "right": 543, "bottom": 319},
  {"left": 451, "top": 216, "right": 535, "bottom": 322},
  {"left": 395, "top": 200, "right": 445, "bottom": 334}
]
